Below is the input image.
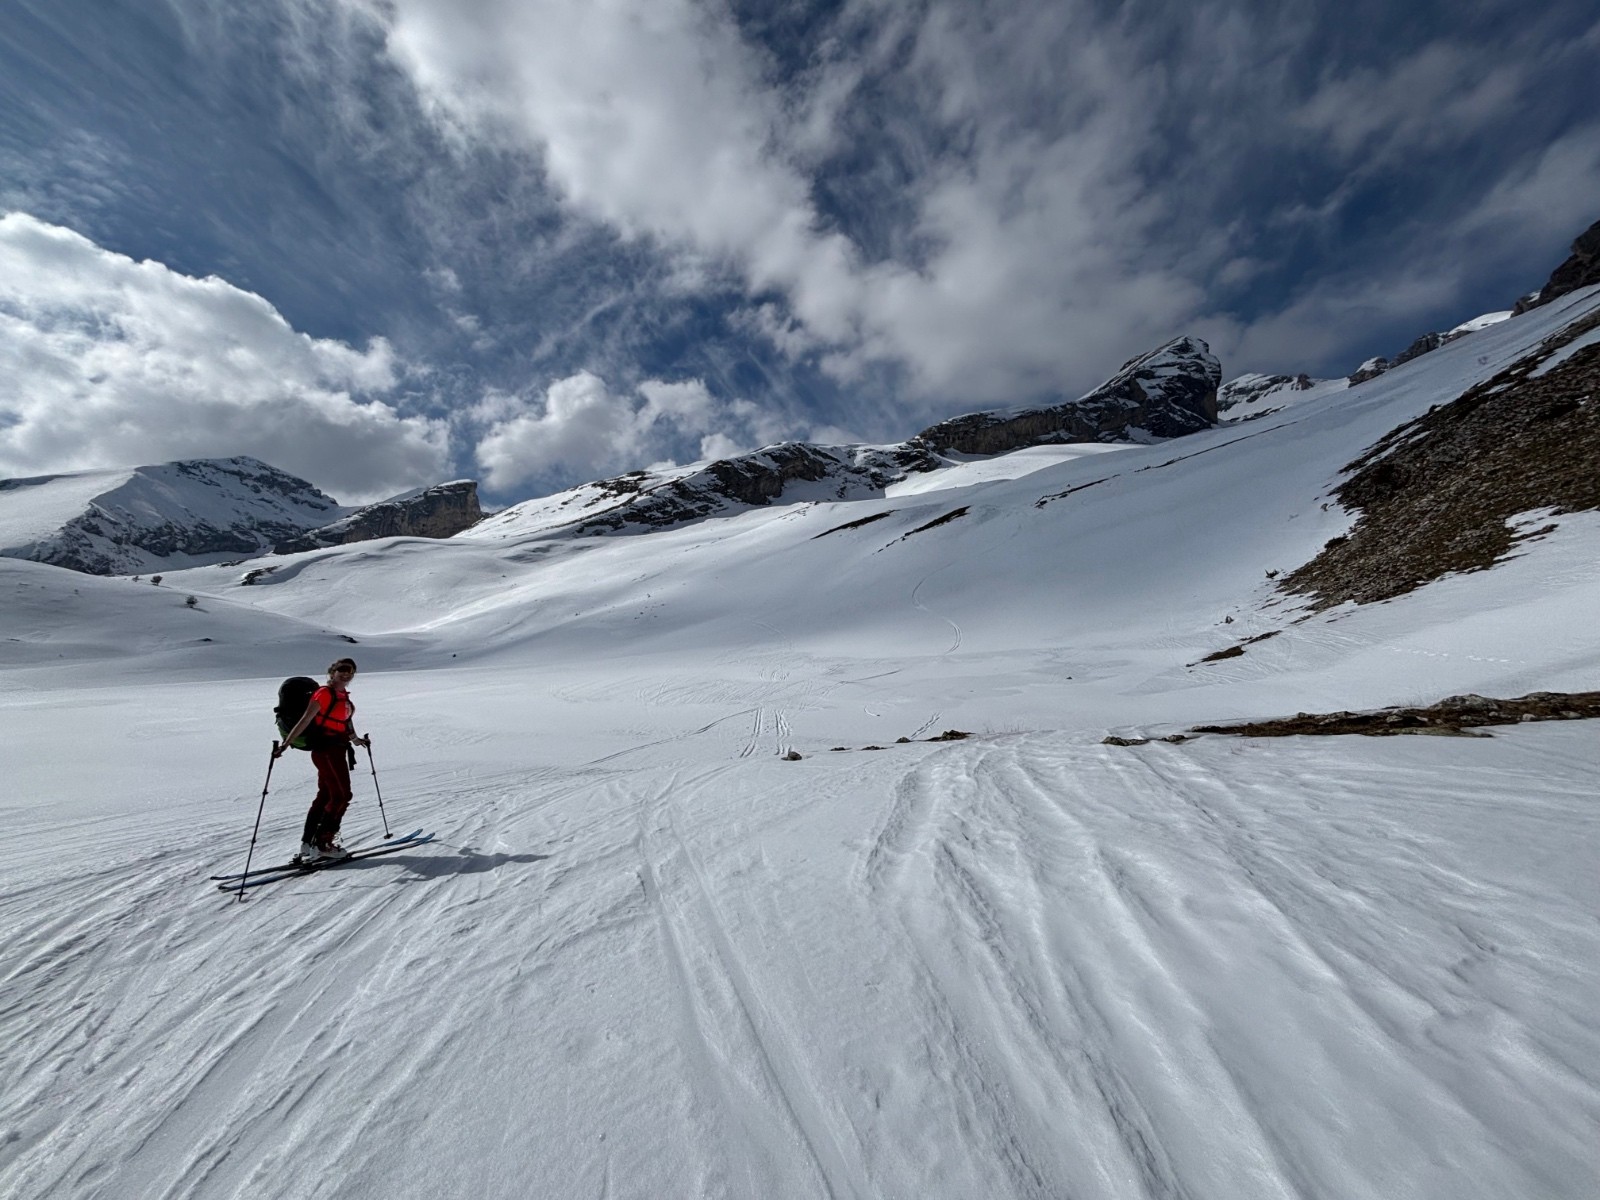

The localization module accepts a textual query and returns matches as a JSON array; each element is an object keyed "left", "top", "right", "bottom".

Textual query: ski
[
  {"left": 210, "top": 828, "right": 427, "bottom": 880},
  {"left": 216, "top": 832, "right": 434, "bottom": 893},
  {"left": 213, "top": 829, "right": 431, "bottom": 889}
]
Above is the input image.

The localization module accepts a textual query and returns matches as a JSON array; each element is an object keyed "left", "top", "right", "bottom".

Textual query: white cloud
[
  {"left": 473, "top": 371, "right": 793, "bottom": 491},
  {"left": 0, "top": 213, "right": 449, "bottom": 502},
  {"left": 1292, "top": 44, "right": 1527, "bottom": 163},
  {"left": 356, "top": 0, "right": 1212, "bottom": 406},
  {"left": 1453, "top": 126, "right": 1600, "bottom": 251}
]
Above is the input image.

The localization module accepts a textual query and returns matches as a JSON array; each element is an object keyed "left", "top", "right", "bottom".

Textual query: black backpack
[{"left": 274, "top": 676, "right": 321, "bottom": 750}]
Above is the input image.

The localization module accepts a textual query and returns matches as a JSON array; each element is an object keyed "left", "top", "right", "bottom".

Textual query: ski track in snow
[
  {"left": 4, "top": 693, "right": 1599, "bottom": 1198},
  {"left": 857, "top": 735, "right": 1600, "bottom": 1200}
]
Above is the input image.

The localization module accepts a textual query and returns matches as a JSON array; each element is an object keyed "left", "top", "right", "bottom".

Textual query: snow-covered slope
[
  {"left": 1217, "top": 371, "right": 1347, "bottom": 420},
  {"left": 0, "top": 456, "right": 346, "bottom": 575},
  {"left": 3, "top": 290, "right": 1599, "bottom": 1200}
]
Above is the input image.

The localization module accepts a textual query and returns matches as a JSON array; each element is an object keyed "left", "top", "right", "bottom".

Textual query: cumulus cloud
[
  {"left": 0, "top": 213, "right": 449, "bottom": 502},
  {"left": 473, "top": 371, "right": 793, "bottom": 491}
]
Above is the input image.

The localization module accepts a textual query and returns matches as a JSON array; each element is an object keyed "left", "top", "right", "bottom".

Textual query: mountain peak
[{"left": 912, "top": 334, "right": 1221, "bottom": 455}]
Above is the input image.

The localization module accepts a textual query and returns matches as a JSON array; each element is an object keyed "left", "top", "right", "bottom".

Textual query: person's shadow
[{"left": 390, "top": 847, "right": 550, "bottom": 879}]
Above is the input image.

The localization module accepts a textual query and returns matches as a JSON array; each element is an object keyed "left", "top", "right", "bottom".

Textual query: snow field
[{"left": 3, "top": 669, "right": 1597, "bottom": 1197}]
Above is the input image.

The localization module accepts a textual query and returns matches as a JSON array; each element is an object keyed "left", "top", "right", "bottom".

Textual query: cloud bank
[
  {"left": 0, "top": 213, "right": 448, "bottom": 502},
  {"left": 473, "top": 372, "right": 791, "bottom": 491}
]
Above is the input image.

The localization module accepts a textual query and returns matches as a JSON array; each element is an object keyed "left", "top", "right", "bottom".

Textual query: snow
[
  {"left": 0, "top": 467, "right": 139, "bottom": 548},
  {"left": 884, "top": 443, "right": 1127, "bottom": 496},
  {"left": 0, "top": 457, "right": 347, "bottom": 574},
  {"left": 1218, "top": 374, "right": 1347, "bottom": 421},
  {"left": 3, "top": 291, "right": 1600, "bottom": 1198},
  {"left": 1530, "top": 324, "right": 1600, "bottom": 378},
  {"left": 1448, "top": 310, "right": 1513, "bottom": 336}
]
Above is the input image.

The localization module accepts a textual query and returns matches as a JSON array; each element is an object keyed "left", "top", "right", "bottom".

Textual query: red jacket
[{"left": 310, "top": 686, "right": 355, "bottom": 740}]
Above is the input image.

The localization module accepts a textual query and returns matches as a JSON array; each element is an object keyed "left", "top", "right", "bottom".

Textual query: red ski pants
[{"left": 301, "top": 746, "right": 353, "bottom": 845}]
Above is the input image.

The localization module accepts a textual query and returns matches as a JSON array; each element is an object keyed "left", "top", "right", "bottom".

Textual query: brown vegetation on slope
[
  {"left": 1189, "top": 691, "right": 1600, "bottom": 738},
  {"left": 1282, "top": 303, "right": 1600, "bottom": 609}
]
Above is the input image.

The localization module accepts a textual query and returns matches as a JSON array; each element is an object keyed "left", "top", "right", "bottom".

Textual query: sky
[{"left": 2, "top": 0, "right": 1597, "bottom": 505}]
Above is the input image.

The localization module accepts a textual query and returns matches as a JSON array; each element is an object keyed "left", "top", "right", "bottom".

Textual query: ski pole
[
  {"left": 364, "top": 738, "right": 391, "bottom": 837},
  {"left": 236, "top": 743, "right": 279, "bottom": 903}
]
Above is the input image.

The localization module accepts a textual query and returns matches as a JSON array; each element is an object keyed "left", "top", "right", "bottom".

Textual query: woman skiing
[{"left": 274, "top": 657, "right": 370, "bottom": 862}]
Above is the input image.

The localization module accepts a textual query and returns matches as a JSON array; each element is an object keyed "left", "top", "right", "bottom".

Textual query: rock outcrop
[
  {"left": 1346, "top": 312, "right": 1510, "bottom": 387},
  {"left": 1192, "top": 691, "right": 1600, "bottom": 738},
  {"left": 1513, "top": 217, "right": 1600, "bottom": 314},
  {"left": 1348, "top": 357, "right": 1390, "bottom": 386},
  {"left": 565, "top": 444, "right": 942, "bottom": 536},
  {"left": 275, "top": 481, "right": 482, "bottom": 553},
  {"left": 912, "top": 336, "right": 1221, "bottom": 455}
]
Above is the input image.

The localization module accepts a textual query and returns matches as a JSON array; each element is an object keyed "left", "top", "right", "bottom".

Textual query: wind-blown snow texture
[{"left": 3, "top": 291, "right": 1599, "bottom": 1199}]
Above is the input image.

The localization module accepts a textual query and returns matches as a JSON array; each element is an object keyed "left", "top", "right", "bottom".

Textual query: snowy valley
[{"left": 3, "top": 284, "right": 1600, "bottom": 1199}]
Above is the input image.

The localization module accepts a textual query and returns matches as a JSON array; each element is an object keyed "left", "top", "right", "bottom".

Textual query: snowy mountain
[
  {"left": 0, "top": 456, "right": 346, "bottom": 575},
  {"left": 912, "top": 333, "right": 1220, "bottom": 452},
  {"left": 2, "top": 334, "right": 1215, "bottom": 568},
  {"left": 0, "top": 459, "right": 484, "bottom": 575},
  {"left": 4, "top": 281, "right": 1600, "bottom": 1199}
]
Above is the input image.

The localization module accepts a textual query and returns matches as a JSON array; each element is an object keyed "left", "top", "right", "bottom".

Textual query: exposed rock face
[
  {"left": 275, "top": 481, "right": 482, "bottom": 553},
  {"left": 1348, "top": 356, "right": 1391, "bottom": 386},
  {"left": 1391, "top": 331, "right": 1446, "bottom": 367},
  {"left": 1513, "top": 217, "right": 1600, "bottom": 314},
  {"left": 1192, "top": 691, "right": 1600, "bottom": 738},
  {"left": 912, "top": 336, "right": 1221, "bottom": 455},
  {"left": 1285, "top": 301, "right": 1600, "bottom": 609},
  {"left": 567, "top": 444, "right": 942, "bottom": 536},
  {"left": 0, "top": 457, "right": 345, "bottom": 575},
  {"left": 1346, "top": 311, "right": 1514, "bottom": 387},
  {"left": 480, "top": 333, "right": 1223, "bottom": 540}
]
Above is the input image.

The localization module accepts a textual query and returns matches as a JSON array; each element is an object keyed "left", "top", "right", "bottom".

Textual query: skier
[{"left": 273, "top": 657, "right": 370, "bottom": 862}]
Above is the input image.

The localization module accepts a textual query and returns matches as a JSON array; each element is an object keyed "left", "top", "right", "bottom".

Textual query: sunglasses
[{"left": 332, "top": 666, "right": 356, "bottom": 674}]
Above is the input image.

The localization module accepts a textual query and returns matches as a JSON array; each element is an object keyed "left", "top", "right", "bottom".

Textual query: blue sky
[{"left": 2, "top": 0, "right": 1597, "bottom": 503}]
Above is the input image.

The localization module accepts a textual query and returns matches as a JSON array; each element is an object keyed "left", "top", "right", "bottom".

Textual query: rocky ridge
[
  {"left": 488, "top": 334, "right": 1224, "bottom": 538},
  {"left": 912, "top": 336, "right": 1221, "bottom": 454},
  {"left": 533, "top": 444, "right": 945, "bottom": 538},
  {"left": 1346, "top": 312, "right": 1511, "bottom": 387},
  {"left": 274, "top": 481, "right": 482, "bottom": 553},
  {"left": 1513, "top": 217, "right": 1600, "bottom": 314}
]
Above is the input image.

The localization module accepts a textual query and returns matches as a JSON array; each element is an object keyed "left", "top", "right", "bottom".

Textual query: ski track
[
  {"left": 854, "top": 734, "right": 1600, "bottom": 1200},
  {"left": 3, "top": 727, "right": 1598, "bottom": 1197},
  {"left": 637, "top": 774, "right": 868, "bottom": 1198},
  {"left": 909, "top": 573, "right": 963, "bottom": 654}
]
